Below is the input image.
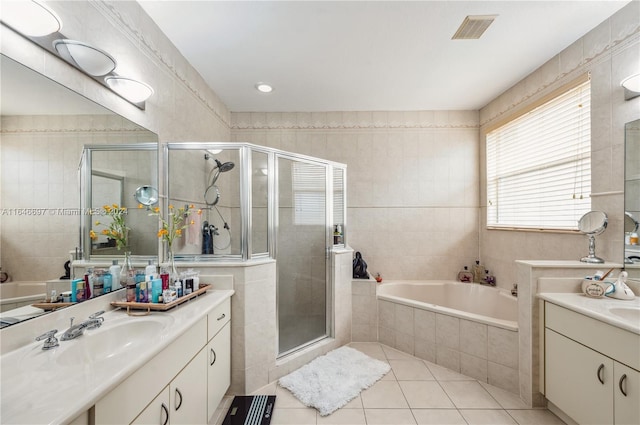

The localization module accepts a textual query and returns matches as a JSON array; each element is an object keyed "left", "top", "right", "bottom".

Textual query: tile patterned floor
[{"left": 212, "top": 342, "right": 565, "bottom": 425}]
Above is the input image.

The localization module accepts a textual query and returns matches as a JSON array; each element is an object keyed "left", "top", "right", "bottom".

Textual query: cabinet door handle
[
  {"left": 210, "top": 348, "right": 217, "bottom": 366},
  {"left": 217, "top": 313, "right": 226, "bottom": 321},
  {"left": 161, "top": 403, "right": 169, "bottom": 425},
  {"left": 619, "top": 374, "right": 628, "bottom": 397},
  {"left": 597, "top": 364, "right": 605, "bottom": 385},
  {"left": 175, "top": 388, "right": 183, "bottom": 411}
]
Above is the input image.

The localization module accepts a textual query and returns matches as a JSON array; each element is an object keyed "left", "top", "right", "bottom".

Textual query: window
[
  {"left": 486, "top": 78, "right": 591, "bottom": 230},
  {"left": 293, "top": 162, "right": 326, "bottom": 225}
]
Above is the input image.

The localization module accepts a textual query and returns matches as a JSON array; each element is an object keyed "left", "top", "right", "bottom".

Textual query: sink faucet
[
  {"left": 60, "top": 311, "right": 105, "bottom": 341},
  {"left": 35, "top": 329, "right": 59, "bottom": 350}
]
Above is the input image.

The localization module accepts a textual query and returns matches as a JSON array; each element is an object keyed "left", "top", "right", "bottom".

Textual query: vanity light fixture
[
  {"left": 105, "top": 76, "right": 154, "bottom": 104},
  {"left": 53, "top": 39, "right": 117, "bottom": 77},
  {"left": 256, "top": 82, "right": 273, "bottom": 93},
  {"left": 0, "top": 0, "right": 61, "bottom": 37},
  {"left": 621, "top": 73, "right": 640, "bottom": 100}
]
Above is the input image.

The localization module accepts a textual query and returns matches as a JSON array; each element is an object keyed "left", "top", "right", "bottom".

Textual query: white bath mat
[{"left": 278, "top": 345, "right": 390, "bottom": 416}]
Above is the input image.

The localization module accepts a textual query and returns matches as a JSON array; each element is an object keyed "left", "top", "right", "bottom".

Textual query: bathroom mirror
[
  {"left": 81, "top": 144, "right": 159, "bottom": 258},
  {"left": 0, "top": 54, "right": 158, "bottom": 328},
  {"left": 578, "top": 210, "right": 607, "bottom": 263},
  {"left": 625, "top": 119, "right": 640, "bottom": 270}
]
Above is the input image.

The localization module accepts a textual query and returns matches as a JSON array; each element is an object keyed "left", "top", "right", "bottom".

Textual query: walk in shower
[{"left": 165, "top": 143, "right": 347, "bottom": 357}]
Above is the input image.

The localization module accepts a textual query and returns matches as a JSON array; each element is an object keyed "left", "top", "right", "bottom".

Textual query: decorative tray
[
  {"left": 110, "top": 284, "right": 212, "bottom": 315},
  {"left": 32, "top": 302, "right": 75, "bottom": 311}
]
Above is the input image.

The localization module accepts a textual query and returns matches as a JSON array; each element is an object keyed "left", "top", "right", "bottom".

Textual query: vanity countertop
[
  {"left": 538, "top": 292, "right": 640, "bottom": 335},
  {"left": 0, "top": 289, "right": 234, "bottom": 425}
]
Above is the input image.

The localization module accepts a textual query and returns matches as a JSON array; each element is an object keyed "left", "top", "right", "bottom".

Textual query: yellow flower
[
  {"left": 101, "top": 229, "right": 109, "bottom": 235},
  {"left": 138, "top": 204, "right": 143, "bottom": 209},
  {"left": 190, "top": 220, "right": 195, "bottom": 225},
  {"left": 168, "top": 204, "right": 174, "bottom": 210},
  {"left": 89, "top": 230, "right": 97, "bottom": 240},
  {"left": 153, "top": 207, "right": 160, "bottom": 213},
  {"left": 197, "top": 209, "right": 202, "bottom": 215},
  {"left": 95, "top": 220, "right": 101, "bottom": 226},
  {"left": 112, "top": 203, "right": 118, "bottom": 209}
]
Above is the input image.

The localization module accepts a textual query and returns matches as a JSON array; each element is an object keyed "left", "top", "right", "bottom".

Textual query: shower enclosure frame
[{"left": 164, "top": 143, "right": 347, "bottom": 357}]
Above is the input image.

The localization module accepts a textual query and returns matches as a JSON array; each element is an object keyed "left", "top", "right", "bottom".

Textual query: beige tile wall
[
  {"left": 479, "top": 2, "right": 640, "bottom": 287},
  {"left": 232, "top": 111, "right": 481, "bottom": 281}
]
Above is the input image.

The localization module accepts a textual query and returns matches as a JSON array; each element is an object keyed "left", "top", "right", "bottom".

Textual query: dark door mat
[{"left": 222, "top": 395, "right": 276, "bottom": 425}]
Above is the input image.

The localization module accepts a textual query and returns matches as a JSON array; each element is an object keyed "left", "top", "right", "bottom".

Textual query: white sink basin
[
  {"left": 609, "top": 307, "right": 640, "bottom": 324},
  {"left": 19, "top": 314, "right": 174, "bottom": 371},
  {"left": 56, "top": 318, "right": 171, "bottom": 366}
]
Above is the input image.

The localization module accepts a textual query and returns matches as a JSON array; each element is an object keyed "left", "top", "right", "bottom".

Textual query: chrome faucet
[
  {"left": 35, "top": 329, "right": 59, "bottom": 350},
  {"left": 60, "top": 311, "right": 105, "bottom": 341}
]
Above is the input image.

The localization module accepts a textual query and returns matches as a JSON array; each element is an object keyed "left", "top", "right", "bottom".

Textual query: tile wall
[
  {"left": 232, "top": 111, "right": 481, "bottom": 282},
  {"left": 479, "top": 2, "right": 640, "bottom": 287}
]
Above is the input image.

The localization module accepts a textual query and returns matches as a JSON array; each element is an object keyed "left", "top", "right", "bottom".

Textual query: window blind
[
  {"left": 486, "top": 79, "right": 591, "bottom": 230},
  {"left": 293, "top": 162, "right": 326, "bottom": 225}
]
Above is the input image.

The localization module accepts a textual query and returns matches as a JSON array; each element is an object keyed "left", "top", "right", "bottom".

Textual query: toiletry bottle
[
  {"left": 84, "top": 270, "right": 92, "bottom": 300},
  {"left": 145, "top": 260, "right": 156, "bottom": 279},
  {"left": 457, "top": 266, "right": 473, "bottom": 282},
  {"left": 151, "top": 279, "right": 162, "bottom": 303},
  {"left": 103, "top": 272, "right": 112, "bottom": 293},
  {"left": 71, "top": 278, "right": 82, "bottom": 302},
  {"left": 472, "top": 261, "right": 484, "bottom": 283},
  {"left": 92, "top": 269, "right": 104, "bottom": 297},
  {"left": 109, "top": 260, "right": 121, "bottom": 289},
  {"left": 631, "top": 232, "right": 639, "bottom": 245}
]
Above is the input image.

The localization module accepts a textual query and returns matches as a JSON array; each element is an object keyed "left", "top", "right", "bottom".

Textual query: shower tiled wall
[{"left": 232, "top": 111, "right": 480, "bottom": 281}]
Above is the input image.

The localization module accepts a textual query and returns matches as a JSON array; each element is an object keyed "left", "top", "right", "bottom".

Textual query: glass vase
[
  {"left": 168, "top": 248, "right": 179, "bottom": 284},
  {"left": 120, "top": 251, "right": 135, "bottom": 301}
]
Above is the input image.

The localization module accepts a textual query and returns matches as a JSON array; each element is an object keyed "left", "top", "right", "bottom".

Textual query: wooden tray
[
  {"left": 111, "top": 284, "right": 212, "bottom": 316},
  {"left": 32, "top": 302, "right": 75, "bottom": 311}
]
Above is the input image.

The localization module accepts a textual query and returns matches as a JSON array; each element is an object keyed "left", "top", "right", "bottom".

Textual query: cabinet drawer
[
  {"left": 545, "top": 302, "right": 640, "bottom": 370},
  {"left": 208, "top": 298, "right": 231, "bottom": 340}
]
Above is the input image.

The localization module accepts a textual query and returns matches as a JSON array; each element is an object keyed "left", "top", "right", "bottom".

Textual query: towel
[{"left": 186, "top": 211, "right": 201, "bottom": 246}]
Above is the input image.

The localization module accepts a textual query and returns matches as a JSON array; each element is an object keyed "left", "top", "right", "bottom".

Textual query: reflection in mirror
[
  {"left": 83, "top": 145, "right": 159, "bottom": 258},
  {"left": 625, "top": 119, "right": 640, "bottom": 271},
  {"left": 134, "top": 185, "right": 159, "bottom": 207},
  {"left": 578, "top": 210, "right": 607, "bottom": 263},
  {"left": 167, "top": 145, "right": 241, "bottom": 258},
  {"left": 252, "top": 149, "right": 269, "bottom": 255},
  {"left": 0, "top": 54, "right": 159, "bottom": 328}
]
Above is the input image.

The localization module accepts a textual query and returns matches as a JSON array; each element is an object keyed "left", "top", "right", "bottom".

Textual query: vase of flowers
[
  {"left": 148, "top": 203, "right": 198, "bottom": 283},
  {"left": 91, "top": 204, "right": 132, "bottom": 292}
]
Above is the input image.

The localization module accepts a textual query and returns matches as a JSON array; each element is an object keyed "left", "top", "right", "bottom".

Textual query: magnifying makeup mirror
[
  {"left": 134, "top": 185, "right": 159, "bottom": 207},
  {"left": 578, "top": 210, "right": 608, "bottom": 263}
]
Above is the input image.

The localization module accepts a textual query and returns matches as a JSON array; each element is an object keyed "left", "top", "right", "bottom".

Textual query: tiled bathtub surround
[{"left": 377, "top": 299, "right": 519, "bottom": 394}]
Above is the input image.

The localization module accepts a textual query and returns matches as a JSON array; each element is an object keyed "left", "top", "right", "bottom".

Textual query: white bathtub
[
  {"left": 0, "top": 281, "right": 46, "bottom": 313},
  {"left": 377, "top": 280, "right": 518, "bottom": 331}
]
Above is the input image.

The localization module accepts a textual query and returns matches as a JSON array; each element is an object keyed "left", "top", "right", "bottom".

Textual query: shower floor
[{"left": 278, "top": 314, "right": 327, "bottom": 355}]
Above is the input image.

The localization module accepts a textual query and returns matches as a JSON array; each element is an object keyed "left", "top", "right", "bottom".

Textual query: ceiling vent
[{"left": 452, "top": 15, "right": 497, "bottom": 40}]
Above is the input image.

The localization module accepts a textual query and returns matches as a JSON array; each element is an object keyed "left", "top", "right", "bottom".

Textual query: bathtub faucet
[
  {"left": 481, "top": 274, "right": 496, "bottom": 286},
  {"left": 511, "top": 284, "right": 518, "bottom": 297}
]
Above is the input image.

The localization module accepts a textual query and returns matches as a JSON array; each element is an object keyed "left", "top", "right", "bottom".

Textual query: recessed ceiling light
[
  {"left": 255, "top": 82, "right": 273, "bottom": 93},
  {"left": 0, "top": 0, "right": 62, "bottom": 37}
]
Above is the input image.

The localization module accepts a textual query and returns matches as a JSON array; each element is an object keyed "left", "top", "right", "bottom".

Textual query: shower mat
[{"left": 278, "top": 345, "right": 390, "bottom": 416}]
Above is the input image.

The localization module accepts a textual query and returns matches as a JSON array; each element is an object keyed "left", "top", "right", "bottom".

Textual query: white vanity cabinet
[
  {"left": 133, "top": 347, "right": 208, "bottom": 425},
  {"left": 207, "top": 300, "right": 231, "bottom": 421},
  {"left": 95, "top": 296, "right": 231, "bottom": 425},
  {"left": 543, "top": 301, "right": 640, "bottom": 425}
]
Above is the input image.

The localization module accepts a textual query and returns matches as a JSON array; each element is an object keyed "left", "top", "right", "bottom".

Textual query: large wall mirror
[
  {"left": 625, "top": 118, "right": 640, "bottom": 277},
  {"left": 0, "top": 54, "right": 159, "bottom": 327}
]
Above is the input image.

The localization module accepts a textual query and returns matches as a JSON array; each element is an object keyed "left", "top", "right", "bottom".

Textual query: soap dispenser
[{"left": 607, "top": 271, "right": 636, "bottom": 300}]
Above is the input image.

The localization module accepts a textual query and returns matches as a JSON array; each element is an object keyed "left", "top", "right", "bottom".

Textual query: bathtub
[
  {"left": 0, "top": 281, "right": 46, "bottom": 313},
  {"left": 375, "top": 280, "right": 520, "bottom": 393},
  {"left": 377, "top": 280, "right": 518, "bottom": 331}
]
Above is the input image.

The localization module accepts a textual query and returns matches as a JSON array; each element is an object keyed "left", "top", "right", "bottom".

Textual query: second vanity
[
  {"left": 538, "top": 292, "right": 640, "bottom": 425},
  {"left": 0, "top": 289, "right": 233, "bottom": 425}
]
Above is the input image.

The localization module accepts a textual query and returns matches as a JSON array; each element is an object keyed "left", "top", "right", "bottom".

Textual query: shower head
[{"left": 214, "top": 159, "right": 235, "bottom": 172}]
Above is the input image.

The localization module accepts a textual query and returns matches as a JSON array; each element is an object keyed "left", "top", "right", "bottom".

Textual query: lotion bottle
[{"left": 109, "top": 260, "right": 121, "bottom": 289}]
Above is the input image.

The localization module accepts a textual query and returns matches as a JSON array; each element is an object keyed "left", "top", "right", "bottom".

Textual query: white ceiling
[{"left": 138, "top": 0, "right": 630, "bottom": 112}]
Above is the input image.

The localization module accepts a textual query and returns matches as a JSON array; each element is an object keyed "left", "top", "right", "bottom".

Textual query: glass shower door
[{"left": 277, "top": 157, "right": 329, "bottom": 356}]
